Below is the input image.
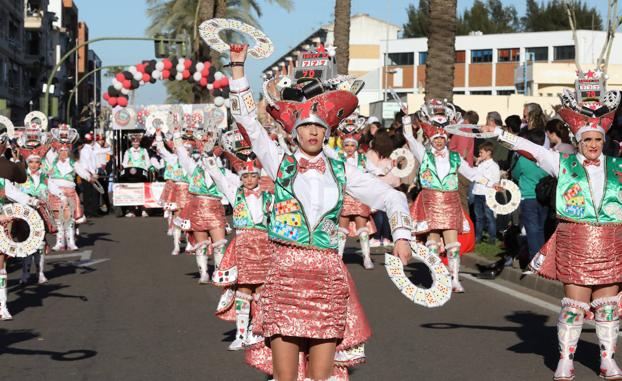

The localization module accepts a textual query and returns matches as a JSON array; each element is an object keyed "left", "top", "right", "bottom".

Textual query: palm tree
[
  {"left": 146, "top": 0, "right": 293, "bottom": 103},
  {"left": 424, "top": 0, "right": 457, "bottom": 101},
  {"left": 333, "top": 0, "right": 351, "bottom": 75}
]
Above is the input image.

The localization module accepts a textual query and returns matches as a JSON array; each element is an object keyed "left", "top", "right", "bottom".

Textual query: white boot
[
  {"left": 553, "top": 298, "right": 589, "bottom": 381},
  {"left": 37, "top": 250, "right": 48, "bottom": 284},
  {"left": 229, "top": 291, "right": 252, "bottom": 351},
  {"left": 196, "top": 243, "right": 210, "bottom": 284},
  {"left": 358, "top": 228, "right": 373, "bottom": 270},
  {"left": 425, "top": 240, "right": 440, "bottom": 256},
  {"left": 65, "top": 222, "right": 78, "bottom": 251},
  {"left": 337, "top": 227, "right": 348, "bottom": 259},
  {"left": 446, "top": 242, "right": 464, "bottom": 293},
  {"left": 52, "top": 223, "right": 66, "bottom": 251},
  {"left": 0, "top": 270, "right": 12, "bottom": 320},
  {"left": 171, "top": 227, "right": 181, "bottom": 256},
  {"left": 593, "top": 296, "right": 622, "bottom": 380},
  {"left": 212, "top": 239, "right": 227, "bottom": 270}
]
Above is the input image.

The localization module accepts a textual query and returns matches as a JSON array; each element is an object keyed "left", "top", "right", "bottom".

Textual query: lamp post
[{"left": 43, "top": 36, "right": 187, "bottom": 117}]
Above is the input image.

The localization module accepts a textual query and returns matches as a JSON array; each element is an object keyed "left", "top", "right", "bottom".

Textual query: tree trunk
[
  {"left": 425, "top": 0, "right": 456, "bottom": 101},
  {"left": 333, "top": 0, "right": 351, "bottom": 75},
  {"left": 195, "top": 0, "right": 216, "bottom": 103}
]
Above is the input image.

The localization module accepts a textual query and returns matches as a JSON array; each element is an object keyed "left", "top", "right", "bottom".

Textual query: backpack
[{"left": 535, "top": 175, "right": 557, "bottom": 209}]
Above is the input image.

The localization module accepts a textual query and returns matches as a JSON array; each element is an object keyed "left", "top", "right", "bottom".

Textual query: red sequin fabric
[
  {"left": 172, "top": 182, "right": 191, "bottom": 209},
  {"left": 410, "top": 189, "right": 467, "bottom": 234},
  {"left": 159, "top": 180, "right": 176, "bottom": 207},
  {"left": 177, "top": 195, "right": 225, "bottom": 232},
  {"left": 535, "top": 222, "right": 622, "bottom": 285},
  {"left": 341, "top": 195, "right": 371, "bottom": 218}
]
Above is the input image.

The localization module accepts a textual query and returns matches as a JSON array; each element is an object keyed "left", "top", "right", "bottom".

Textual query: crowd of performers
[
  {"left": 149, "top": 43, "right": 622, "bottom": 381},
  {"left": 0, "top": 122, "right": 98, "bottom": 321}
]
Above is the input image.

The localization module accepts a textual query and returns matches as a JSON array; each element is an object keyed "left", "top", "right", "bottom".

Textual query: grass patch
[{"left": 474, "top": 242, "right": 505, "bottom": 261}]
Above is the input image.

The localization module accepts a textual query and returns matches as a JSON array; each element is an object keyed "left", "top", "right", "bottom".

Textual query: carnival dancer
[
  {"left": 155, "top": 132, "right": 191, "bottom": 255},
  {"left": 229, "top": 43, "right": 412, "bottom": 381},
  {"left": 335, "top": 115, "right": 374, "bottom": 269},
  {"left": 46, "top": 124, "right": 93, "bottom": 251},
  {"left": 481, "top": 69, "right": 622, "bottom": 381},
  {"left": 173, "top": 129, "right": 230, "bottom": 284},
  {"left": 122, "top": 133, "right": 152, "bottom": 217},
  {"left": 16, "top": 127, "right": 64, "bottom": 284},
  {"left": 207, "top": 154, "right": 272, "bottom": 351}
]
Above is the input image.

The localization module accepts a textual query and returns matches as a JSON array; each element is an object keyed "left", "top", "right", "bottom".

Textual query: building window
[
  {"left": 418, "top": 52, "right": 428, "bottom": 65},
  {"left": 471, "top": 49, "right": 493, "bottom": 63},
  {"left": 498, "top": 48, "right": 520, "bottom": 62},
  {"left": 554, "top": 45, "right": 575, "bottom": 61},
  {"left": 470, "top": 90, "right": 492, "bottom": 95},
  {"left": 387, "top": 52, "right": 414, "bottom": 66},
  {"left": 497, "top": 89, "right": 515, "bottom": 95},
  {"left": 526, "top": 47, "right": 548, "bottom": 61},
  {"left": 455, "top": 50, "right": 465, "bottom": 63}
]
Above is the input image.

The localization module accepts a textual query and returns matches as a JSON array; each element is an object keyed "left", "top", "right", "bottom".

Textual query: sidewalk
[{"left": 461, "top": 252, "right": 564, "bottom": 299}]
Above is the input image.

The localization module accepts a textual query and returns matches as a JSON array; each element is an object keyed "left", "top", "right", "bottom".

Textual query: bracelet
[{"left": 224, "top": 62, "right": 245, "bottom": 68}]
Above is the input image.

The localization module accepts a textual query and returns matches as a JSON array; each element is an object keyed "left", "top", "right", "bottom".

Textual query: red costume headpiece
[
  {"left": 50, "top": 123, "right": 78, "bottom": 151},
  {"left": 17, "top": 125, "right": 48, "bottom": 161},
  {"left": 416, "top": 99, "right": 460, "bottom": 140},
  {"left": 337, "top": 113, "right": 366, "bottom": 146}
]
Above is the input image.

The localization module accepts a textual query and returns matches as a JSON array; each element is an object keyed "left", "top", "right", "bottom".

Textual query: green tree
[
  {"left": 146, "top": 0, "right": 293, "bottom": 103},
  {"left": 521, "top": 0, "right": 602, "bottom": 32},
  {"left": 402, "top": 0, "right": 430, "bottom": 38},
  {"left": 457, "top": 0, "right": 519, "bottom": 35}
]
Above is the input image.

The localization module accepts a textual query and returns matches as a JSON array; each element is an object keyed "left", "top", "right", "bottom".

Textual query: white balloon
[
  {"left": 178, "top": 58, "right": 185, "bottom": 65},
  {"left": 176, "top": 64, "right": 185, "bottom": 72},
  {"left": 192, "top": 72, "right": 202, "bottom": 81},
  {"left": 175, "top": 73, "right": 183, "bottom": 81},
  {"left": 129, "top": 66, "right": 137, "bottom": 73},
  {"left": 214, "top": 71, "right": 224, "bottom": 81},
  {"left": 134, "top": 72, "right": 143, "bottom": 81},
  {"left": 152, "top": 70, "right": 161, "bottom": 80},
  {"left": 207, "top": 84, "right": 214, "bottom": 90},
  {"left": 121, "top": 88, "right": 130, "bottom": 95},
  {"left": 155, "top": 62, "right": 165, "bottom": 71},
  {"left": 214, "top": 96, "right": 225, "bottom": 107},
  {"left": 140, "top": 80, "right": 145, "bottom": 85},
  {"left": 195, "top": 62, "right": 204, "bottom": 71},
  {"left": 114, "top": 82, "right": 123, "bottom": 90}
]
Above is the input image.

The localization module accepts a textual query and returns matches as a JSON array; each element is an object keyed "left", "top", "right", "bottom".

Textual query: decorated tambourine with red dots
[
  {"left": 199, "top": 18, "right": 274, "bottom": 59},
  {"left": 384, "top": 242, "right": 452, "bottom": 308}
]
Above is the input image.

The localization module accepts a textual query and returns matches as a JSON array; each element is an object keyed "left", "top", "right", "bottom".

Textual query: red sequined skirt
[
  {"left": 49, "top": 187, "right": 83, "bottom": 221},
  {"left": 159, "top": 180, "right": 176, "bottom": 209},
  {"left": 177, "top": 195, "right": 225, "bottom": 232},
  {"left": 220, "top": 228, "right": 272, "bottom": 285},
  {"left": 173, "top": 182, "right": 191, "bottom": 210},
  {"left": 532, "top": 222, "right": 622, "bottom": 285},
  {"left": 410, "top": 189, "right": 469, "bottom": 234},
  {"left": 341, "top": 194, "right": 371, "bottom": 217}
]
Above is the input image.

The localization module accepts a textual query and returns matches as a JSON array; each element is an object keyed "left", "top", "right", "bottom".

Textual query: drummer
[{"left": 121, "top": 133, "right": 153, "bottom": 217}]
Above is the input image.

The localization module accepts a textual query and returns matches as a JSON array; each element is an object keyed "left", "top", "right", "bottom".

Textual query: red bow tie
[
  {"left": 583, "top": 159, "right": 600, "bottom": 167},
  {"left": 434, "top": 150, "right": 446, "bottom": 158},
  {"left": 298, "top": 157, "right": 326, "bottom": 174},
  {"left": 346, "top": 153, "right": 355, "bottom": 159},
  {"left": 244, "top": 189, "right": 261, "bottom": 198}
]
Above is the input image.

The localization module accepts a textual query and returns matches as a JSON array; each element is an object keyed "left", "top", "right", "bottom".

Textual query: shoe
[
  {"left": 75, "top": 216, "right": 86, "bottom": 224},
  {"left": 0, "top": 305, "right": 12, "bottom": 321},
  {"left": 382, "top": 239, "right": 393, "bottom": 247},
  {"left": 227, "top": 338, "right": 244, "bottom": 351},
  {"left": 125, "top": 212, "right": 135, "bottom": 218},
  {"left": 38, "top": 274, "right": 48, "bottom": 284},
  {"left": 504, "top": 256, "right": 514, "bottom": 267},
  {"left": 369, "top": 238, "right": 381, "bottom": 248},
  {"left": 363, "top": 255, "right": 374, "bottom": 270},
  {"left": 198, "top": 272, "right": 210, "bottom": 284},
  {"left": 141, "top": 211, "right": 149, "bottom": 218},
  {"left": 171, "top": 249, "right": 180, "bottom": 256},
  {"left": 553, "top": 359, "right": 575, "bottom": 381}
]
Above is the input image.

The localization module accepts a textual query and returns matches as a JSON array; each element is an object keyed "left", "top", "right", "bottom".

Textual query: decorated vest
[
  {"left": 269, "top": 155, "right": 346, "bottom": 250},
  {"left": 51, "top": 158, "right": 76, "bottom": 182},
  {"left": 418, "top": 150, "right": 460, "bottom": 191},
  {"left": 339, "top": 151, "right": 366, "bottom": 169},
  {"left": 232, "top": 187, "right": 271, "bottom": 230},
  {"left": 164, "top": 160, "right": 188, "bottom": 183},
  {"left": 188, "top": 165, "right": 224, "bottom": 198},
  {"left": 126, "top": 148, "right": 149, "bottom": 169},
  {"left": 556, "top": 154, "right": 622, "bottom": 224},
  {"left": 19, "top": 171, "right": 48, "bottom": 198}
]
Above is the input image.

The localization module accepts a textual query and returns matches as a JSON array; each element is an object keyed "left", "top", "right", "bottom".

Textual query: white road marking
[
  {"left": 72, "top": 258, "right": 110, "bottom": 267},
  {"left": 46, "top": 250, "right": 93, "bottom": 261}
]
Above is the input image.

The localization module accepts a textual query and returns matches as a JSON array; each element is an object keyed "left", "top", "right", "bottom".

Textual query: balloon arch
[{"left": 103, "top": 57, "right": 230, "bottom": 107}]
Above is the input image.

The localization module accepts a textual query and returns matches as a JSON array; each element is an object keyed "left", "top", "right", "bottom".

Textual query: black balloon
[
  {"left": 149, "top": 77, "right": 157, "bottom": 84},
  {"left": 122, "top": 71, "right": 133, "bottom": 80},
  {"left": 130, "top": 79, "right": 140, "bottom": 89},
  {"left": 108, "top": 86, "right": 120, "bottom": 97},
  {"left": 169, "top": 68, "right": 177, "bottom": 79},
  {"left": 222, "top": 88, "right": 230, "bottom": 98},
  {"left": 212, "top": 89, "right": 222, "bottom": 97}
]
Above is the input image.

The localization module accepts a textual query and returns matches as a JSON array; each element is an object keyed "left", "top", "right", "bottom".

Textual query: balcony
[{"left": 24, "top": 10, "right": 44, "bottom": 30}]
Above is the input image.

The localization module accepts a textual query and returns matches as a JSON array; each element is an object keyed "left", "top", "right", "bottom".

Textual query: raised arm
[
  {"left": 401, "top": 115, "right": 426, "bottom": 162},
  {"left": 155, "top": 138, "right": 177, "bottom": 164},
  {"left": 203, "top": 158, "right": 239, "bottom": 204},
  {"left": 173, "top": 137, "right": 197, "bottom": 175}
]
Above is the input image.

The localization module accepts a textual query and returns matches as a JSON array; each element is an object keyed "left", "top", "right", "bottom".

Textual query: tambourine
[
  {"left": 145, "top": 111, "right": 170, "bottom": 136},
  {"left": 389, "top": 148, "right": 415, "bottom": 178},
  {"left": 113, "top": 107, "right": 137, "bottom": 129},
  {"left": 24, "top": 111, "right": 48, "bottom": 131},
  {"left": 384, "top": 242, "right": 452, "bottom": 308},
  {"left": 0, "top": 115, "right": 15, "bottom": 139},
  {"left": 198, "top": 18, "right": 274, "bottom": 59},
  {"left": 0, "top": 203, "right": 46, "bottom": 258},
  {"left": 445, "top": 124, "right": 498, "bottom": 139},
  {"left": 485, "top": 179, "right": 521, "bottom": 215}
]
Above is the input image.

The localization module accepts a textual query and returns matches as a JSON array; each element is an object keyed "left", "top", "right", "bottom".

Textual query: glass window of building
[
  {"left": 418, "top": 52, "right": 427, "bottom": 65},
  {"left": 498, "top": 48, "right": 520, "bottom": 62},
  {"left": 554, "top": 45, "right": 575, "bottom": 61},
  {"left": 455, "top": 50, "right": 466, "bottom": 63},
  {"left": 526, "top": 47, "right": 548, "bottom": 61},
  {"left": 387, "top": 52, "right": 414, "bottom": 66},
  {"left": 471, "top": 49, "right": 493, "bottom": 63}
]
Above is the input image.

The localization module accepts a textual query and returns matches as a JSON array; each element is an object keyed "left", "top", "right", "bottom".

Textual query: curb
[{"left": 461, "top": 253, "right": 564, "bottom": 299}]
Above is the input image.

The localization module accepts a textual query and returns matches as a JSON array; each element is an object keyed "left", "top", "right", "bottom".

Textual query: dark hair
[
  {"left": 370, "top": 129, "right": 394, "bottom": 159},
  {"left": 545, "top": 119, "right": 571, "bottom": 144},
  {"left": 524, "top": 127, "right": 545, "bottom": 146},
  {"left": 464, "top": 110, "right": 479, "bottom": 125},
  {"left": 527, "top": 108, "right": 546, "bottom": 130},
  {"left": 505, "top": 115, "right": 522, "bottom": 133},
  {"left": 479, "top": 141, "right": 494, "bottom": 154}
]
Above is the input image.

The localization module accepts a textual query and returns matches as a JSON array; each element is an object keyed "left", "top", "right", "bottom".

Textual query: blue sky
[{"left": 77, "top": 0, "right": 611, "bottom": 105}]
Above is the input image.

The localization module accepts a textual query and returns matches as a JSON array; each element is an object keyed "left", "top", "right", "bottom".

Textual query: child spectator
[{"left": 471, "top": 141, "right": 500, "bottom": 244}]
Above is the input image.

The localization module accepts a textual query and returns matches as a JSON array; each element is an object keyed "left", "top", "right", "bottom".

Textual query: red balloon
[
  {"left": 123, "top": 79, "right": 132, "bottom": 89},
  {"left": 108, "top": 97, "right": 118, "bottom": 107},
  {"left": 142, "top": 73, "right": 151, "bottom": 82},
  {"left": 203, "top": 61, "right": 211, "bottom": 70},
  {"left": 219, "top": 76, "right": 229, "bottom": 87},
  {"left": 213, "top": 80, "right": 222, "bottom": 89},
  {"left": 201, "top": 67, "right": 209, "bottom": 76},
  {"left": 115, "top": 73, "right": 125, "bottom": 82},
  {"left": 161, "top": 70, "right": 170, "bottom": 80},
  {"left": 199, "top": 78, "right": 208, "bottom": 87},
  {"left": 103, "top": 92, "right": 110, "bottom": 100},
  {"left": 182, "top": 70, "right": 190, "bottom": 80},
  {"left": 183, "top": 60, "right": 192, "bottom": 69},
  {"left": 163, "top": 59, "right": 173, "bottom": 70},
  {"left": 136, "top": 63, "right": 145, "bottom": 73},
  {"left": 117, "top": 96, "right": 128, "bottom": 107}
]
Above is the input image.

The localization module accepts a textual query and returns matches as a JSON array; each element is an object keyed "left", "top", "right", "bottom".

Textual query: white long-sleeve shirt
[
  {"left": 472, "top": 158, "right": 501, "bottom": 196},
  {"left": 494, "top": 126, "right": 606, "bottom": 210},
  {"left": 231, "top": 77, "right": 412, "bottom": 241},
  {"left": 5, "top": 181, "right": 32, "bottom": 205},
  {"left": 79, "top": 144, "right": 98, "bottom": 175},
  {"left": 24, "top": 169, "right": 64, "bottom": 198},
  {"left": 122, "top": 147, "right": 151, "bottom": 171},
  {"left": 93, "top": 142, "right": 112, "bottom": 169},
  {"left": 47, "top": 158, "right": 92, "bottom": 189}
]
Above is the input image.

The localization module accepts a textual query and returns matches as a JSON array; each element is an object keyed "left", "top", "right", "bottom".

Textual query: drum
[
  {"left": 120, "top": 167, "right": 148, "bottom": 183},
  {"left": 36, "top": 202, "right": 57, "bottom": 234}
]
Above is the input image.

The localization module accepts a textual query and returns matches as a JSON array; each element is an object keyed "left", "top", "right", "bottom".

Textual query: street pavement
[{"left": 1, "top": 215, "right": 607, "bottom": 380}]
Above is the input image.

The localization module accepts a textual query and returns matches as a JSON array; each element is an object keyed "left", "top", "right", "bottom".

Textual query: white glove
[{"left": 402, "top": 115, "right": 413, "bottom": 138}]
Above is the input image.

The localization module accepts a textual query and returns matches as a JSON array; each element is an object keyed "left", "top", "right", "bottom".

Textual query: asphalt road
[{"left": 1, "top": 215, "right": 607, "bottom": 380}]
